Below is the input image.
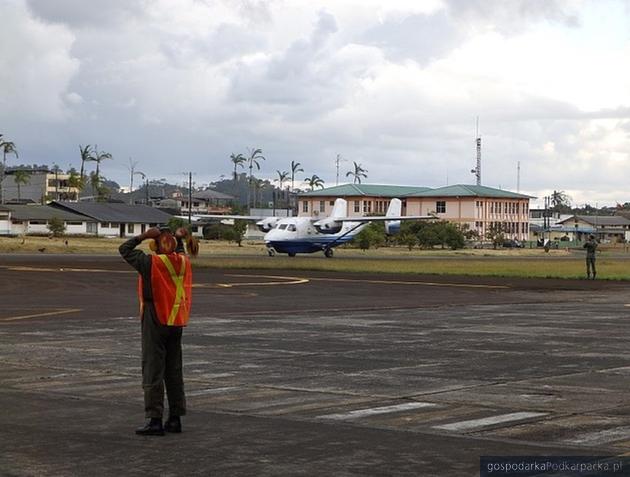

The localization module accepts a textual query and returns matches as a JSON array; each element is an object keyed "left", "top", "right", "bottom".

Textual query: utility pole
[
  {"left": 470, "top": 117, "right": 481, "bottom": 186},
  {"left": 188, "top": 171, "right": 193, "bottom": 225},
  {"left": 516, "top": 161, "right": 520, "bottom": 193},
  {"left": 335, "top": 154, "right": 347, "bottom": 186}
]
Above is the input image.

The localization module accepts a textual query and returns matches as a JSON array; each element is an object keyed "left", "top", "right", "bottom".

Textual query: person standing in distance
[
  {"left": 583, "top": 234, "right": 598, "bottom": 280},
  {"left": 119, "top": 226, "right": 197, "bottom": 435}
]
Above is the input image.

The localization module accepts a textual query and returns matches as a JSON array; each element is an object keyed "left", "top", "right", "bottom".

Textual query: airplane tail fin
[
  {"left": 385, "top": 198, "right": 402, "bottom": 234},
  {"left": 330, "top": 198, "right": 347, "bottom": 219}
]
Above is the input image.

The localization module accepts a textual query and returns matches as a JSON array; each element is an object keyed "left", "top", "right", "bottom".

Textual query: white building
[{"left": 0, "top": 204, "right": 95, "bottom": 236}]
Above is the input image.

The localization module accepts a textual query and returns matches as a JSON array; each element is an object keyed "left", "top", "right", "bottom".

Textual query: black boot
[
  {"left": 164, "top": 415, "right": 182, "bottom": 433},
  {"left": 135, "top": 417, "right": 164, "bottom": 436}
]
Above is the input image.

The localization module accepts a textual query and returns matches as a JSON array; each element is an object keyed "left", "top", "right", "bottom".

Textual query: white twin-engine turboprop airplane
[{"left": 197, "top": 198, "right": 433, "bottom": 258}]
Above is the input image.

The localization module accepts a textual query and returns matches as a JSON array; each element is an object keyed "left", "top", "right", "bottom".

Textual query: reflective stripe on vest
[
  {"left": 157, "top": 254, "right": 187, "bottom": 326},
  {"left": 137, "top": 253, "right": 192, "bottom": 326}
]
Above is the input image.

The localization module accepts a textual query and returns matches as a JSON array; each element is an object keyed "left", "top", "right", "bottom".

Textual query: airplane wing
[
  {"left": 329, "top": 215, "right": 435, "bottom": 222},
  {"left": 188, "top": 214, "right": 270, "bottom": 221}
]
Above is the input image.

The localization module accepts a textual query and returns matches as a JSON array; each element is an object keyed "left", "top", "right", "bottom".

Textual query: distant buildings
[
  {"left": 1, "top": 167, "right": 80, "bottom": 204},
  {"left": 299, "top": 184, "right": 533, "bottom": 241}
]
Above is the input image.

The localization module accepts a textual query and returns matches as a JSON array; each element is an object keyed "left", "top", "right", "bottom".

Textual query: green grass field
[{"left": 2, "top": 236, "right": 629, "bottom": 280}]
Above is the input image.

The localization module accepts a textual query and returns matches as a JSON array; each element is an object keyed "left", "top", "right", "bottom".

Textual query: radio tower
[{"left": 470, "top": 117, "right": 481, "bottom": 186}]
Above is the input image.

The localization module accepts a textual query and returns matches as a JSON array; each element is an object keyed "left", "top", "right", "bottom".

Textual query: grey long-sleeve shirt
[{"left": 118, "top": 236, "right": 185, "bottom": 316}]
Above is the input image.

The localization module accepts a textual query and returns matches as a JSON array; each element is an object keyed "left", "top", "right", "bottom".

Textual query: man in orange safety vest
[{"left": 119, "top": 226, "right": 195, "bottom": 436}]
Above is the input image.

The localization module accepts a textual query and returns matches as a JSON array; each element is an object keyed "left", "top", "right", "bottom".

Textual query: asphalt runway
[{"left": 2, "top": 254, "right": 630, "bottom": 476}]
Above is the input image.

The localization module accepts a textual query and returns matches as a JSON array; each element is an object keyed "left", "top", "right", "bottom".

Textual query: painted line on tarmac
[
  {"left": 319, "top": 402, "right": 438, "bottom": 420},
  {"left": 217, "top": 274, "right": 310, "bottom": 288},
  {"left": 307, "top": 276, "right": 509, "bottom": 289},
  {"left": 433, "top": 411, "right": 547, "bottom": 432},
  {"left": 0, "top": 265, "right": 131, "bottom": 274},
  {"left": 564, "top": 426, "right": 630, "bottom": 447},
  {"left": 0, "top": 308, "right": 82, "bottom": 322}
]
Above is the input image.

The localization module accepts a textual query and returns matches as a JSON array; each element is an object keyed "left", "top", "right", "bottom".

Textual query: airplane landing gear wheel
[
  {"left": 288, "top": 252, "right": 296, "bottom": 257},
  {"left": 267, "top": 249, "right": 276, "bottom": 257},
  {"left": 324, "top": 248, "right": 334, "bottom": 258}
]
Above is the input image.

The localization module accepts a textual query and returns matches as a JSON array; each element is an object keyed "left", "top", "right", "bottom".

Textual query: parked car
[{"left": 502, "top": 239, "right": 524, "bottom": 248}]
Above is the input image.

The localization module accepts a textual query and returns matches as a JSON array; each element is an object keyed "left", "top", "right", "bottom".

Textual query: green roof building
[{"left": 299, "top": 183, "right": 534, "bottom": 241}]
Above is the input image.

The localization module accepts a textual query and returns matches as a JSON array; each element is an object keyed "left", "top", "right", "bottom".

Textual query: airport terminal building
[{"left": 298, "top": 184, "right": 533, "bottom": 241}]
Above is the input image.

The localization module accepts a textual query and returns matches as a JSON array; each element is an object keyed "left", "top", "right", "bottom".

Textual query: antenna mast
[
  {"left": 517, "top": 161, "right": 520, "bottom": 193},
  {"left": 335, "top": 154, "right": 346, "bottom": 186},
  {"left": 470, "top": 117, "right": 481, "bottom": 186}
]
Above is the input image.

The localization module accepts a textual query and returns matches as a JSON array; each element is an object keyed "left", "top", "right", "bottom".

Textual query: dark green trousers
[
  {"left": 586, "top": 257, "right": 596, "bottom": 277},
  {"left": 141, "top": 313, "right": 186, "bottom": 419}
]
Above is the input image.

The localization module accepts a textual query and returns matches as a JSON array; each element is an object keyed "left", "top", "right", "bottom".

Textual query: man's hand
[
  {"left": 139, "top": 227, "right": 161, "bottom": 241},
  {"left": 175, "top": 227, "right": 189, "bottom": 240}
]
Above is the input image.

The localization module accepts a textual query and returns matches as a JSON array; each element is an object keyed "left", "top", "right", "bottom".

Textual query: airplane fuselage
[{"left": 264, "top": 217, "right": 367, "bottom": 255}]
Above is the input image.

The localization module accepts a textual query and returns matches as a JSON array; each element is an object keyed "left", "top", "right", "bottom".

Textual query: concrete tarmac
[{"left": 1, "top": 254, "right": 630, "bottom": 476}]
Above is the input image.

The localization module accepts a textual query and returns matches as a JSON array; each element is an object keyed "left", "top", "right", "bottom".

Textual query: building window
[
  {"left": 29, "top": 220, "right": 46, "bottom": 225},
  {"left": 66, "top": 221, "right": 82, "bottom": 226},
  {"left": 353, "top": 200, "right": 360, "bottom": 213},
  {"left": 319, "top": 200, "right": 325, "bottom": 213},
  {"left": 127, "top": 223, "right": 135, "bottom": 234},
  {"left": 86, "top": 222, "right": 97, "bottom": 233},
  {"left": 436, "top": 201, "right": 446, "bottom": 214},
  {"left": 329, "top": 200, "right": 335, "bottom": 206},
  {"left": 302, "top": 201, "right": 308, "bottom": 213}
]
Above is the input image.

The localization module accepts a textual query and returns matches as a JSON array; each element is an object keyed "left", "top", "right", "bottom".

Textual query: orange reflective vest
[{"left": 138, "top": 253, "right": 192, "bottom": 327}]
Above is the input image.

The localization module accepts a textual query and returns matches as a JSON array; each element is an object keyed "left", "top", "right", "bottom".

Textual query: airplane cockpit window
[
  {"left": 287, "top": 224, "right": 296, "bottom": 232},
  {"left": 279, "top": 224, "right": 288, "bottom": 230}
]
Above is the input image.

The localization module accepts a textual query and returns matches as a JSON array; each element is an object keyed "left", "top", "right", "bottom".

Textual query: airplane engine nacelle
[
  {"left": 256, "top": 217, "right": 280, "bottom": 232},
  {"left": 385, "top": 220, "right": 401, "bottom": 235},
  {"left": 314, "top": 218, "right": 342, "bottom": 234}
]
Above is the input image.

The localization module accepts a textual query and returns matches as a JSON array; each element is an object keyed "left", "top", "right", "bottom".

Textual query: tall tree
[
  {"left": 246, "top": 148, "right": 265, "bottom": 210},
  {"left": 550, "top": 190, "right": 571, "bottom": 212},
  {"left": 0, "top": 137, "right": 18, "bottom": 204},
  {"left": 305, "top": 174, "right": 325, "bottom": 190},
  {"left": 13, "top": 169, "right": 30, "bottom": 202},
  {"left": 230, "top": 153, "right": 246, "bottom": 181},
  {"left": 276, "top": 170, "right": 289, "bottom": 191},
  {"left": 67, "top": 171, "right": 82, "bottom": 200},
  {"left": 276, "top": 170, "right": 289, "bottom": 211},
  {"left": 290, "top": 160, "right": 303, "bottom": 191},
  {"left": 91, "top": 146, "right": 113, "bottom": 179},
  {"left": 78, "top": 144, "right": 92, "bottom": 184},
  {"left": 346, "top": 161, "right": 368, "bottom": 184}
]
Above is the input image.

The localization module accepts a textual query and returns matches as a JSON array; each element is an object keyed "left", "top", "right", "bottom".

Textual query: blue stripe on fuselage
[{"left": 267, "top": 236, "right": 355, "bottom": 254}]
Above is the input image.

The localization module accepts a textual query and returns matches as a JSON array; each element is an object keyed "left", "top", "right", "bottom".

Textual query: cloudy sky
[{"left": 1, "top": 0, "right": 629, "bottom": 206}]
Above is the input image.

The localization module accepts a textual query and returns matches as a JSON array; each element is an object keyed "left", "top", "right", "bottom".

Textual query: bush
[
  {"left": 354, "top": 222, "right": 386, "bottom": 250},
  {"left": 47, "top": 216, "right": 66, "bottom": 237}
]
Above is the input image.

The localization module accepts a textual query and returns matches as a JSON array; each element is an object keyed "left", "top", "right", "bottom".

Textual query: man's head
[
  {"left": 589, "top": 234, "right": 595, "bottom": 240},
  {"left": 149, "top": 228, "right": 177, "bottom": 254}
]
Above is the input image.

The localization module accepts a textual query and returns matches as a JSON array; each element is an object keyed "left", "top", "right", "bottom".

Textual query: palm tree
[
  {"left": 78, "top": 144, "right": 92, "bottom": 184},
  {"left": 305, "top": 174, "right": 325, "bottom": 190},
  {"left": 91, "top": 145, "right": 113, "bottom": 179},
  {"left": 346, "top": 161, "right": 368, "bottom": 184},
  {"left": 276, "top": 170, "right": 289, "bottom": 190},
  {"left": 246, "top": 148, "right": 265, "bottom": 210},
  {"left": 13, "top": 169, "right": 30, "bottom": 202},
  {"left": 290, "top": 160, "right": 303, "bottom": 192},
  {"left": 0, "top": 138, "right": 18, "bottom": 204},
  {"left": 275, "top": 170, "right": 289, "bottom": 212},
  {"left": 550, "top": 190, "right": 571, "bottom": 212},
  {"left": 230, "top": 153, "right": 246, "bottom": 181},
  {"left": 67, "top": 171, "right": 82, "bottom": 200}
]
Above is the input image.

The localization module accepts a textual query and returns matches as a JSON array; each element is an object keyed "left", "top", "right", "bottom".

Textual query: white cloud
[
  {"left": 0, "top": 0, "right": 628, "bottom": 206},
  {"left": 0, "top": 1, "right": 79, "bottom": 121}
]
